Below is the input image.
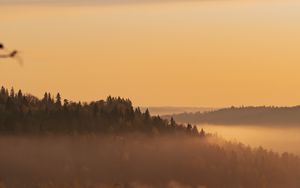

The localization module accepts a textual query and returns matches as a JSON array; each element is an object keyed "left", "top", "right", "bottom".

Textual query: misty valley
[
  {"left": 2, "top": 0, "right": 300, "bottom": 186},
  {"left": 198, "top": 124, "right": 300, "bottom": 156},
  {"left": 0, "top": 87, "right": 300, "bottom": 188},
  {"left": 167, "top": 106, "right": 300, "bottom": 155}
]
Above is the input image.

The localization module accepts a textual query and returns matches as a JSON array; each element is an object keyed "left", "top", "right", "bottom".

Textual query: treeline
[
  {"left": 164, "top": 106, "right": 300, "bottom": 126},
  {"left": 0, "top": 86, "right": 203, "bottom": 135}
]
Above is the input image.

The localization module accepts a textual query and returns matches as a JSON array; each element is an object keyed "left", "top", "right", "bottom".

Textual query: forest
[
  {"left": 165, "top": 106, "right": 300, "bottom": 126},
  {"left": 1, "top": 86, "right": 300, "bottom": 188},
  {"left": 0, "top": 86, "right": 201, "bottom": 136},
  {"left": 1, "top": 135, "right": 300, "bottom": 188}
]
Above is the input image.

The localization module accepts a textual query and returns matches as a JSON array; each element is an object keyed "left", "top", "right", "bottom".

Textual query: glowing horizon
[{"left": 1, "top": 0, "right": 300, "bottom": 107}]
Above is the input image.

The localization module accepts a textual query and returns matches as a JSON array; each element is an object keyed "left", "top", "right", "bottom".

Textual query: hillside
[
  {"left": 164, "top": 106, "right": 300, "bottom": 126},
  {"left": 1, "top": 87, "right": 300, "bottom": 187},
  {"left": 0, "top": 86, "right": 200, "bottom": 136}
]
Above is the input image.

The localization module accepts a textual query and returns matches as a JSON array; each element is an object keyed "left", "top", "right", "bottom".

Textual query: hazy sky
[{"left": 1, "top": 0, "right": 300, "bottom": 107}]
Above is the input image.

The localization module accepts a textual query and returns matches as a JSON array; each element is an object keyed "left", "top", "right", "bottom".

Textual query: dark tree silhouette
[
  {"left": 0, "top": 86, "right": 202, "bottom": 136},
  {"left": 170, "top": 117, "right": 176, "bottom": 127},
  {"left": 55, "top": 93, "right": 62, "bottom": 106}
]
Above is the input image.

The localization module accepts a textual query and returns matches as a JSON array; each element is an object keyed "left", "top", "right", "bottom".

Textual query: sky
[{"left": 1, "top": 0, "right": 300, "bottom": 107}]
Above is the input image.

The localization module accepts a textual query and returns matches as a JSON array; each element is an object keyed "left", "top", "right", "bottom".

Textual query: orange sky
[{"left": 1, "top": 0, "right": 300, "bottom": 107}]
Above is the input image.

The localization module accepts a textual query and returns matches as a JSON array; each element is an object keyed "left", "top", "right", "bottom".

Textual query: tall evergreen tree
[
  {"left": 10, "top": 87, "right": 15, "bottom": 98},
  {"left": 17, "top": 90, "right": 23, "bottom": 99},
  {"left": 55, "top": 93, "right": 62, "bottom": 106}
]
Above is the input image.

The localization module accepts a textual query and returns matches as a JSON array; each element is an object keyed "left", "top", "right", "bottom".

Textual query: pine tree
[
  {"left": 144, "top": 108, "right": 150, "bottom": 121},
  {"left": 200, "top": 128, "right": 205, "bottom": 137},
  {"left": 186, "top": 123, "right": 192, "bottom": 134},
  {"left": 170, "top": 117, "right": 176, "bottom": 127},
  {"left": 17, "top": 90, "right": 23, "bottom": 99},
  {"left": 42, "top": 92, "right": 48, "bottom": 103},
  {"left": 55, "top": 93, "right": 62, "bottom": 106},
  {"left": 192, "top": 125, "right": 199, "bottom": 136},
  {"left": 10, "top": 87, "right": 15, "bottom": 98},
  {"left": 0, "top": 86, "right": 5, "bottom": 96}
]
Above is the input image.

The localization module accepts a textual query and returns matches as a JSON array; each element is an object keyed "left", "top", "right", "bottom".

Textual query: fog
[
  {"left": 199, "top": 124, "right": 300, "bottom": 155},
  {"left": 1, "top": 134, "right": 300, "bottom": 188},
  {"left": 0, "top": 135, "right": 213, "bottom": 188}
]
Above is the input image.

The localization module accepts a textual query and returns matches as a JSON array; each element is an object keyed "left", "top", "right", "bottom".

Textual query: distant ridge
[
  {"left": 140, "top": 106, "right": 216, "bottom": 116},
  {"left": 163, "top": 106, "right": 300, "bottom": 126}
]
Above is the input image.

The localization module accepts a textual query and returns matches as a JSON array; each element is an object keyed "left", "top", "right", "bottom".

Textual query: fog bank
[{"left": 0, "top": 134, "right": 300, "bottom": 188}]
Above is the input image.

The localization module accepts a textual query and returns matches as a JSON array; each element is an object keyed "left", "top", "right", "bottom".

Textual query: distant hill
[
  {"left": 139, "top": 106, "right": 216, "bottom": 116},
  {"left": 163, "top": 106, "right": 300, "bottom": 126}
]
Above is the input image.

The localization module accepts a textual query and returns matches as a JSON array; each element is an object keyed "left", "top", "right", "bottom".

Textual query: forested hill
[
  {"left": 164, "top": 106, "right": 300, "bottom": 126},
  {"left": 0, "top": 86, "right": 203, "bottom": 135}
]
